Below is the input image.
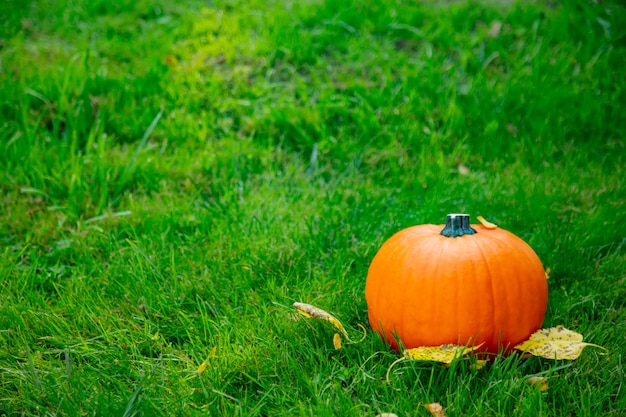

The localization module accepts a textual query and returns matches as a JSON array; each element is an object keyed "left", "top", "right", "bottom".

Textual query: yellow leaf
[
  {"left": 525, "top": 326, "right": 583, "bottom": 342},
  {"left": 518, "top": 342, "right": 599, "bottom": 360},
  {"left": 386, "top": 344, "right": 484, "bottom": 382},
  {"left": 333, "top": 333, "right": 343, "bottom": 350},
  {"left": 545, "top": 267, "right": 551, "bottom": 280},
  {"left": 207, "top": 346, "right": 218, "bottom": 359},
  {"left": 197, "top": 346, "right": 217, "bottom": 374},
  {"left": 403, "top": 343, "right": 484, "bottom": 364},
  {"left": 477, "top": 215, "right": 498, "bottom": 229},
  {"left": 526, "top": 376, "right": 549, "bottom": 391},
  {"left": 514, "top": 326, "right": 606, "bottom": 360},
  {"left": 197, "top": 361, "right": 207, "bottom": 374},
  {"left": 293, "top": 302, "right": 349, "bottom": 339},
  {"left": 423, "top": 402, "right": 447, "bottom": 417},
  {"left": 471, "top": 360, "right": 488, "bottom": 370}
]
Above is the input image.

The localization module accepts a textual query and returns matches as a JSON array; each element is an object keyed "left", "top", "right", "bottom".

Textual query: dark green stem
[{"left": 440, "top": 214, "right": 476, "bottom": 238}]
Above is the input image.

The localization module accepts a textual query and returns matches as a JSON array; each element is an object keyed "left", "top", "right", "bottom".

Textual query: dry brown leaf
[
  {"left": 423, "top": 402, "right": 447, "bottom": 417},
  {"left": 375, "top": 414, "right": 399, "bottom": 417}
]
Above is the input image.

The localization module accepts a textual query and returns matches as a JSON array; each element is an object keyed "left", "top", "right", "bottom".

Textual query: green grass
[{"left": 1, "top": 0, "right": 625, "bottom": 415}]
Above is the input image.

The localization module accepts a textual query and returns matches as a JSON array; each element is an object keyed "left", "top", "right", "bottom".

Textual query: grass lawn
[{"left": 1, "top": 0, "right": 625, "bottom": 415}]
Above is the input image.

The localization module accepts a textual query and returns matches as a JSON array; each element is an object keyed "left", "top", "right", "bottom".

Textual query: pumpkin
[{"left": 365, "top": 214, "right": 548, "bottom": 354}]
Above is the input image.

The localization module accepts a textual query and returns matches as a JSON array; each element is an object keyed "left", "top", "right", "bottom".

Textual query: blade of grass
[{"left": 114, "top": 109, "right": 163, "bottom": 201}]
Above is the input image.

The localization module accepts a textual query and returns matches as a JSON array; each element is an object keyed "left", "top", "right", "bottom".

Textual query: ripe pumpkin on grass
[{"left": 365, "top": 214, "right": 548, "bottom": 354}]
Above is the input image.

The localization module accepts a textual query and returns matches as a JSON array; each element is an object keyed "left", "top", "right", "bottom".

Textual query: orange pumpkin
[{"left": 365, "top": 214, "right": 548, "bottom": 354}]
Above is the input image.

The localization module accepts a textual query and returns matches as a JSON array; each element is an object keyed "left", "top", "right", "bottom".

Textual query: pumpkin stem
[{"left": 440, "top": 214, "right": 476, "bottom": 238}]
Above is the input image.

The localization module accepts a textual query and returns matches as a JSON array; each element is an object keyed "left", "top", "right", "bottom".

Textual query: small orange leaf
[
  {"left": 477, "top": 215, "right": 498, "bottom": 229},
  {"left": 423, "top": 402, "right": 447, "bottom": 417}
]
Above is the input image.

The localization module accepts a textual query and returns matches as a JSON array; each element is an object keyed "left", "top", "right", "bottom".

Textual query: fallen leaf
[
  {"left": 487, "top": 20, "right": 503, "bottom": 38},
  {"left": 458, "top": 164, "right": 470, "bottom": 176},
  {"left": 514, "top": 326, "right": 606, "bottom": 360},
  {"left": 197, "top": 362, "right": 207, "bottom": 374},
  {"left": 165, "top": 55, "right": 178, "bottom": 67},
  {"left": 404, "top": 343, "right": 484, "bottom": 364},
  {"left": 471, "top": 360, "right": 488, "bottom": 370},
  {"left": 333, "top": 333, "right": 343, "bottom": 350},
  {"left": 21, "top": 19, "right": 33, "bottom": 31},
  {"left": 423, "top": 402, "right": 447, "bottom": 417},
  {"left": 386, "top": 343, "right": 484, "bottom": 382},
  {"left": 293, "top": 302, "right": 349, "bottom": 339},
  {"left": 375, "top": 414, "right": 398, "bottom": 417},
  {"left": 524, "top": 326, "right": 583, "bottom": 343},
  {"left": 506, "top": 123, "right": 518, "bottom": 137},
  {"left": 526, "top": 376, "right": 549, "bottom": 391},
  {"left": 477, "top": 215, "right": 498, "bottom": 229},
  {"left": 545, "top": 267, "right": 551, "bottom": 280},
  {"left": 197, "top": 346, "right": 217, "bottom": 374}
]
